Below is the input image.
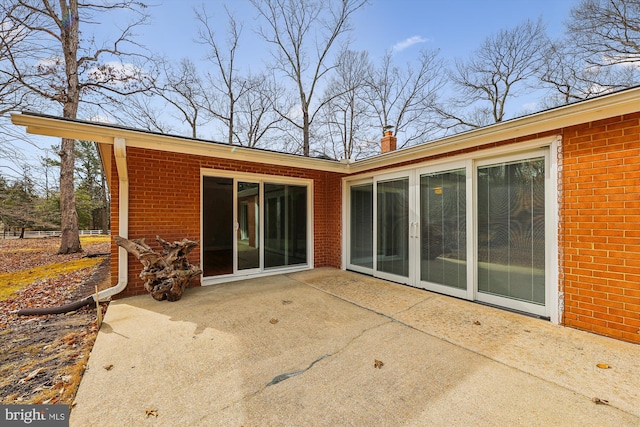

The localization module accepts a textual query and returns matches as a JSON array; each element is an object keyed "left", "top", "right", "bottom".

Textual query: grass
[
  {"left": 0, "top": 257, "right": 104, "bottom": 301},
  {"left": 79, "top": 235, "right": 110, "bottom": 245}
]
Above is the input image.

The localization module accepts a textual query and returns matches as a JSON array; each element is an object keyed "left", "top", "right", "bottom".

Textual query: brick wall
[
  {"left": 108, "top": 147, "right": 345, "bottom": 297},
  {"left": 105, "top": 111, "right": 640, "bottom": 344},
  {"left": 345, "top": 115, "right": 640, "bottom": 344},
  {"left": 561, "top": 112, "right": 640, "bottom": 344}
]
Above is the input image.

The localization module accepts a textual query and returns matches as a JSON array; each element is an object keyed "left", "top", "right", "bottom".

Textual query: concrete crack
[
  {"left": 217, "top": 320, "right": 391, "bottom": 414},
  {"left": 266, "top": 354, "right": 330, "bottom": 386}
]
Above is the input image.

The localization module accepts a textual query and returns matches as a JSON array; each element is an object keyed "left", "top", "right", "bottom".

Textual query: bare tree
[
  {"left": 567, "top": 0, "right": 640, "bottom": 67},
  {"left": 250, "top": 0, "right": 368, "bottom": 156},
  {"left": 112, "top": 91, "right": 176, "bottom": 134},
  {"left": 439, "top": 19, "right": 548, "bottom": 131},
  {"left": 235, "top": 72, "right": 284, "bottom": 148},
  {"left": 364, "top": 49, "right": 444, "bottom": 149},
  {"left": 538, "top": 40, "right": 636, "bottom": 107},
  {"left": 319, "top": 49, "right": 374, "bottom": 160},
  {"left": 196, "top": 6, "right": 251, "bottom": 145},
  {"left": 1, "top": 0, "right": 153, "bottom": 254},
  {"left": 0, "top": 14, "right": 27, "bottom": 115},
  {"left": 0, "top": 9, "right": 35, "bottom": 177},
  {"left": 155, "top": 58, "right": 209, "bottom": 139}
]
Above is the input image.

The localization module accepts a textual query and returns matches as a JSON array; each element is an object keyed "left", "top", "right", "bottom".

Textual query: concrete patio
[{"left": 70, "top": 268, "right": 640, "bottom": 426}]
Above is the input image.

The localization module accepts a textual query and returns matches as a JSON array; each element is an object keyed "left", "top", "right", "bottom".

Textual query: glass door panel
[
  {"left": 204, "top": 175, "right": 310, "bottom": 279},
  {"left": 350, "top": 183, "right": 373, "bottom": 269},
  {"left": 419, "top": 168, "right": 467, "bottom": 291},
  {"left": 202, "top": 176, "right": 234, "bottom": 276},
  {"left": 264, "top": 183, "right": 307, "bottom": 268},
  {"left": 237, "top": 182, "right": 260, "bottom": 271},
  {"left": 477, "top": 157, "right": 546, "bottom": 306},
  {"left": 376, "top": 178, "right": 409, "bottom": 278}
]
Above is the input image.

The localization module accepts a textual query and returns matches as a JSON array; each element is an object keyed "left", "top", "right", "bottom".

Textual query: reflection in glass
[
  {"left": 350, "top": 184, "right": 373, "bottom": 268},
  {"left": 237, "top": 182, "right": 260, "bottom": 270},
  {"left": 477, "top": 158, "right": 545, "bottom": 304},
  {"left": 202, "top": 176, "right": 233, "bottom": 276},
  {"left": 420, "top": 169, "right": 467, "bottom": 289},
  {"left": 377, "top": 178, "right": 409, "bottom": 277},
  {"left": 264, "top": 184, "right": 307, "bottom": 268}
]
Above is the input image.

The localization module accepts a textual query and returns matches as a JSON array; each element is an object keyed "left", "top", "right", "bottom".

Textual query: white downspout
[{"left": 97, "top": 137, "right": 128, "bottom": 301}]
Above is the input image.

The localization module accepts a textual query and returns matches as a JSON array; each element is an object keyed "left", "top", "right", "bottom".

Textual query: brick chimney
[{"left": 381, "top": 130, "right": 397, "bottom": 153}]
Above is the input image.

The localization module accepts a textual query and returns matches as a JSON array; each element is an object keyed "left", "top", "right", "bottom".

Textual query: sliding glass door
[
  {"left": 376, "top": 176, "right": 410, "bottom": 281},
  {"left": 476, "top": 156, "right": 547, "bottom": 315},
  {"left": 264, "top": 183, "right": 308, "bottom": 269},
  {"left": 237, "top": 182, "right": 260, "bottom": 272},
  {"left": 202, "top": 177, "right": 234, "bottom": 276},
  {"left": 349, "top": 183, "right": 373, "bottom": 270},
  {"left": 417, "top": 165, "right": 470, "bottom": 299},
  {"left": 346, "top": 149, "right": 550, "bottom": 318},
  {"left": 203, "top": 174, "right": 311, "bottom": 281}
]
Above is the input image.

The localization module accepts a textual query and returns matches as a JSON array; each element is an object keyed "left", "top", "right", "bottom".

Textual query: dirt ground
[{"left": 0, "top": 236, "right": 111, "bottom": 405}]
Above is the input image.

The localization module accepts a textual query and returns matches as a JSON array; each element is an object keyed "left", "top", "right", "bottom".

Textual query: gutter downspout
[
  {"left": 97, "top": 137, "right": 128, "bottom": 301},
  {"left": 16, "top": 137, "right": 128, "bottom": 316}
]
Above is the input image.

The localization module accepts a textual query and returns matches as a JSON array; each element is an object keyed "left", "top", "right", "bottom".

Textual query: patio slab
[{"left": 71, "top": 268, "right": 640, "bottom": 426}]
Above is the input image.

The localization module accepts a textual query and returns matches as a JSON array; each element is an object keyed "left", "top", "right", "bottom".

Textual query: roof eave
[
  {"left": 10, "top": 113, "right": 348, "bottom": 174},
  {"left": 346, "top": 86, "right": 640, "bottom": 173},
  {"left": 10, "top": 86, "right": 640, "bottom": 176}
]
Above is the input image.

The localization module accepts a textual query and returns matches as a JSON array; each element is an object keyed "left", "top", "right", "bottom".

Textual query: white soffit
[{"left": 10, "top": 86, "right": 640, "bottom": 176}]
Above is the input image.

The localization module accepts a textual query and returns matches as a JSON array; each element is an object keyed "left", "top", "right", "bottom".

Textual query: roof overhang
[
  {"left": 346, "top": 85, "right": 640, "bottom": 173},
  {"left": 10, "top": 85, "right": 640, "bottom": 176},
  {"left": 10, "top": 113, "right": 349, "bottom": 173}
]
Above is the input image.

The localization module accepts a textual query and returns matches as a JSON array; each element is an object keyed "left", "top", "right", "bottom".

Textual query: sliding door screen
[
  {"left": 376, "top": 178, "right": 409, "bottom": 277},
  {"left": 420, "top": 169, "right": 467, "bottom": 289},
  {"left": 477, "top": 157, "right": 546, "bottom": 305},
  {"left": 350, "top": 183, "right": 373, "bottom": 268},
  {"left": 264, "top": 183, "right": 307, "bottom": 268},
  {"left": 202, "top": 176, "right": 234, "bottom": 276}
]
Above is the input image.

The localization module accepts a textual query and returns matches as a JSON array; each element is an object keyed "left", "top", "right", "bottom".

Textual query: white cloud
[
  {"left": 88, "top": 61, "right": 146, "bottom": 84},
  {"left": 392, "top": 35, "right": 429, "bottom": 52},
  {"left": 88, "top": 115, "right": 115, "bottom": 124},
  {"left": 601, "top": 53, "right": 640, "bottom": 70},
  {"left": 36, "top": 56, "right": 63, "bottom": 68}
]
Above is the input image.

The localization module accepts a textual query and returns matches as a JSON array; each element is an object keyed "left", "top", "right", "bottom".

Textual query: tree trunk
[
  {"left": 58, "top": 137, "right": 82, "bottom": 254},
  {"left": 303, "top": 108, "right": 310, "bottom": 157},
  {"left": 58, "top": 0, "right": 82, "bottom": 254},
  {"left": 114, "top": 235, "right": 202, "bottom": 302}
]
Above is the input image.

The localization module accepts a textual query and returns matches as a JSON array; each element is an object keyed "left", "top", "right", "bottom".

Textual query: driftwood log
[{"left": 114, "top": 235, "right": 202, "bottom": 302}]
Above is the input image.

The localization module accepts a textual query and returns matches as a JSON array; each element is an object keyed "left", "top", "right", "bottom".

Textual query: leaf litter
[{"left": 0, "top": 236, "right": 111, "bottom": 405}]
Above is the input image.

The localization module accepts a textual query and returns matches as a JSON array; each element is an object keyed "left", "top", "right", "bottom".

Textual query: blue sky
[
  {"left": 139, "top": 0, "right": 575, "bottom": 66},
  {"left": 134, "top": 0, "right": 577, "bottom": 114},
  {"left": 4, "top": 0, "right": 581, "bottom": 181}
]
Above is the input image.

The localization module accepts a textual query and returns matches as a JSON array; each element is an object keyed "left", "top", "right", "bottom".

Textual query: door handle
[{"left": 409, "top": 222, "right": 419, "bottom": 239}]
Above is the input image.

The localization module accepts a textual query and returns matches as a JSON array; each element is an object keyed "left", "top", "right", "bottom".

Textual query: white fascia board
[
  {"left": 10, "top": 113, "right": 347, "bottom": 173},
  {"left": 344, "top": 86, "right": 640, "bottom": 174},
  {"left": 10, "top": 86, "right": 640, "bottom": 176}
]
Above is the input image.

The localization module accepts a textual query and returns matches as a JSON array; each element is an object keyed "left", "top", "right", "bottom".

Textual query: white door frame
[
  {"left": 473, "top": 149, "right": 551, "bottom": 318},
  {"left": 342, "top": 136, "right": 560, "bottom": 322},
  {"left": 200, "top": 169, "right": 314, "bottom": 285},
  {"left": 373, "top": 170, "right": 414, "bottom": 285},
  {"left": 415, "top": 159, "right": 473, "bottom": 301}
]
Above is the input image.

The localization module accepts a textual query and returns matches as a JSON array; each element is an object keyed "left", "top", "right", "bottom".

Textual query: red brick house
[{"left": 11, "top": 86, "right": 640, "bottom": 344}]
